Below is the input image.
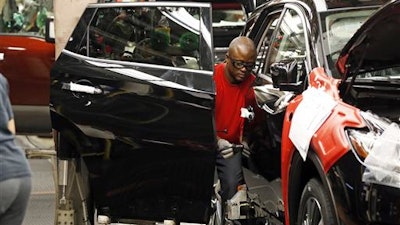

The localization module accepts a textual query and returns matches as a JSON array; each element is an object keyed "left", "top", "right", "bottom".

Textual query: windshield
[{"left": 320, "top": 8, "right": 377, "bottom": 78}]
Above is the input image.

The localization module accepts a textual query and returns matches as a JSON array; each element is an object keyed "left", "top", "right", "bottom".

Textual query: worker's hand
[{"left": 217, "top": 138, "right": 234, "bottom": 159}]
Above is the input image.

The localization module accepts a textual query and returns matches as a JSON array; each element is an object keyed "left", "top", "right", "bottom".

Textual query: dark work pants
[{"left": 216, "top": 151, "right": 244, "bottom": 202}]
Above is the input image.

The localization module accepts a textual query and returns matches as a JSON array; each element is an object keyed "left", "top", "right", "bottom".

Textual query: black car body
[
  {"left": 50, "top": 0, "right": 400, "bottom": 225},
  {"left": 241, "top": 0, "right": 400, "bottom": 224},
  {"left": 51, "top": 2, "right": 217, "bottom": 224}
]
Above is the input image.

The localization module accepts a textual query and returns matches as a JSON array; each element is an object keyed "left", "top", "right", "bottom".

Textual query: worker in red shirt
[{"left": 213, "top": 36, "right": 258, "bottom": 206}]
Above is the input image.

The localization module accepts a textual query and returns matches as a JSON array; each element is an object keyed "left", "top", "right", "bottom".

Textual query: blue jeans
[{"left": 0, "top": 177, "right": 32, "bottom": 225}]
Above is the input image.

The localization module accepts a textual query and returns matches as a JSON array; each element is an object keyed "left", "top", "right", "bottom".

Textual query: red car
[{"left": 0, "top": 0, "right": 54, "bottom": 135}]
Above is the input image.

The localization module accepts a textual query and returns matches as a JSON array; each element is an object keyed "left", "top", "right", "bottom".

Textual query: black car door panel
[{"left": 50, "top": 2, "right": 217, "bottom": 223}]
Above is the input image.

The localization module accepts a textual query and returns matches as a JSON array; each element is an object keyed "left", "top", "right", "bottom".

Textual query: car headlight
[{"left": 347, "top": 111, "right": 400, "bottom": 188}]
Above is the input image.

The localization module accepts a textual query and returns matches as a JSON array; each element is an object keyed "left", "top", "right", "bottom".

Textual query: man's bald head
[
  {"left": 224, "top": 36, "right": 257, "bottom": 84},
  {"left": 228, "top": 36, "right": 257, "bottom": 59}
]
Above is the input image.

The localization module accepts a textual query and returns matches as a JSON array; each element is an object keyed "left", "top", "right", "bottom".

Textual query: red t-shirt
[{"left": 213, "top": 63, "right": 256, "bottom": 144}]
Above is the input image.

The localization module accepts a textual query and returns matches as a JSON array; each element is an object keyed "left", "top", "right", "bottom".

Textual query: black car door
[{"left": 50, "top": 2, "right": 217, "bottom": 223}]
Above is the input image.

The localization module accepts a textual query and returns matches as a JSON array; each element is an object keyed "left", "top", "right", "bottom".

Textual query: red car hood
[{"left": 336, "top": 0, "right": 400, "bottom": 79}]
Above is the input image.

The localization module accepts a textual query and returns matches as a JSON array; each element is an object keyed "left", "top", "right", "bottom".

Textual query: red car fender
[
  {"left": 280, "top": 67, "right": 366, "bottom": 225},
  {"left": 0, "top": 35, "right": 55, "bottom": 105}
]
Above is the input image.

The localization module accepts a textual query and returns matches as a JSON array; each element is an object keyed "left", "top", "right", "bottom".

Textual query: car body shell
[
  {"left": 242, "top": 0, "right": 400, "bottom": 224},
  {"left": 51, "top": 2, "right": 216, "bottom": 223},
  {"left": 281, "top": 68, "right": 366, "bottom": 224}
]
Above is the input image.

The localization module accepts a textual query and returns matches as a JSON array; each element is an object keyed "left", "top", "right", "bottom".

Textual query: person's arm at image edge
[{"left": 8, "top": 118, "right": 16, "bottom": 135}]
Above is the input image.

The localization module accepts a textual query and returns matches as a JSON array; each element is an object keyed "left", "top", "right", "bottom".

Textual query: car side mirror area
[
  {"left": 270, "top": 59, "right": 305, "bottom": 93},
  {"left": 45, "top": 16, "right": 55, "bottom": 43}
]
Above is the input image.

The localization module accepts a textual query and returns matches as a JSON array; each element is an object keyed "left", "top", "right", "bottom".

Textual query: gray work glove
[{"left": 217, "top": 138, "right": 234, "bottom": 159}]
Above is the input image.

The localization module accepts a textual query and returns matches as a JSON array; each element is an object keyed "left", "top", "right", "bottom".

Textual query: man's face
[{"left": 225, "top": 51, "right": 256, "bottom": 84}]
